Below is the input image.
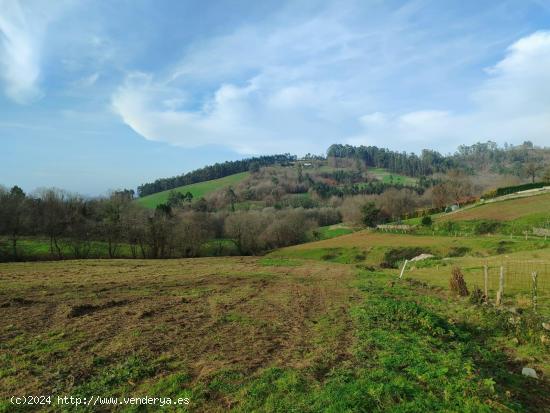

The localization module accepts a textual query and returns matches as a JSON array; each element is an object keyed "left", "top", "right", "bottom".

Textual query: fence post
[
  {"left": 399, "top": 259, "right": 409, "bottom": 279},
  {"left": 496, "top": 266, "right": 504, "bottom": 306},
  {"left": 484, "top": 265, "right": 488, "bottom": 302},
  {"left": 531, "top": 271, "right": 538, "bottom": 313}
]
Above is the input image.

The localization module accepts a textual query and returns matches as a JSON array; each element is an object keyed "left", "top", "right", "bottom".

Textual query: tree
[
  {"left": 0, "top": 186, "right": 28, "bottom": 259},
  {"left": 361, "top": 202, "right": 382, "bottom": 227},
  {"left": 36, "top": 188, "right": 69, "bottom": 258},
  {"left": 525, "top": 161, "right": 541, "bottom": 183},
  {"left": 543, "top": 168, "right": 550, "bottom": 183},
  {"left": 224, "top": 211, "right": 267, "bottom": 255},
  {"left": 174, "top": 212, "right": 211, "bottom": 257},
  {"left": 446, "top": 170, "right": 473, "bottom": 206},
  {"left": 225, "top": 187, "right": 237, "bottom": 212},
  {"left": 167, "top": 190, "right": 193, "bottom": 208},
  {"left": 378, "top": 188, "right": 416, "bottom": 221}
]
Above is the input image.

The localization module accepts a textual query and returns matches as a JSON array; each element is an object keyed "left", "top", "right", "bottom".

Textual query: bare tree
[
  {"left": 525, "top": 161, "right": 541, "bottom": 183},
  {"left": 0, "top": 186, "right": 28, "bottom": 259}
]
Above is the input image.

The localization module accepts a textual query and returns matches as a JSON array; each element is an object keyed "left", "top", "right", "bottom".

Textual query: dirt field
[{"left": 0, "top": 258, "right": 355, "bottom": 409}]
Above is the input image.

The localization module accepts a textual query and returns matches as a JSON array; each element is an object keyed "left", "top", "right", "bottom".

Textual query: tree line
[
  {"left": 327, "top": 141, "right": 550, "bottom": 180},
  {"left": 0, "top": 185, "right": 337, "bottom": 262},
  {"left": 137, "top": 154, "right": 297, "bottom": 197}
]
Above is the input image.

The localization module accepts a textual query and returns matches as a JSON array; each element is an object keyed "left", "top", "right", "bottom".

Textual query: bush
[
  {"left": 448, "top": 246, "right": 471, "bottom": 257},
  {"left": 421, "top": 216, "right": 433, "bottom": 227},
  {"left": 474, "top": 220, "right": 500, "bottom": 235},
  {"left": 381, "top": 247, "right": 428, "bottom": 268},
  {"left": 449, "top": 267, "right": 469, "bottom": 296},
  {"left": 361, "top": 202, "right": 383, "bottom": 227}
]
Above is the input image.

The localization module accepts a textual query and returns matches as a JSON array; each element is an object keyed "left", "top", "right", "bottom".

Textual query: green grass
[
  {"left": 136, "top": 172, "right": 249, "bottom": 209},
  {"left": 0, "top": 237, "right": 135, "bottom": 260},
  {"left": 1, "top": 256, "right": 548, "bottom": 411},
  {"left": 369, "top": 167, "right": 417, "bottom": 185},
  {"left": 316, "top": 225, "right": 355, "bottom": 240}
]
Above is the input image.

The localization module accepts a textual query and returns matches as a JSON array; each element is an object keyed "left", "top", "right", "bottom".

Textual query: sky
[{"left": 1, "top": 0, "right": 550, "bottom": 195}]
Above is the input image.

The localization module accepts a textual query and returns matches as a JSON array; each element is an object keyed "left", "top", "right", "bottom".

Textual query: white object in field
[
  {"left": 521, "top": 367, "right": 538, "bottom": 379},
  {"left": 399, "top": 259, "right": 409, "bottom": 279},
  {"left": 409, "top": 253, "right": 435, "bottom": 262}
]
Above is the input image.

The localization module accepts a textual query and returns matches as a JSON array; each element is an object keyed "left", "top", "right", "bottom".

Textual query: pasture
[
  {"left": 1, "top": 257, "right": 548, "bottom": 411},
  {"left": 136, "top": 172, "right": 249, "bottom": 209},
  {"left": 438, "top": 193, "right": 550, "bottom": 222},
  {"left": 368, "top": 167, "right": 417, "bottom": 185},
  {"left": 273, "top": 230, "right": 550, "bottom": 266}
]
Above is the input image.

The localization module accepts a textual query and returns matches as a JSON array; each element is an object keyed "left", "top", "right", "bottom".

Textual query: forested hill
[
  {"left": 138, "top": 141, "right": 549, "bottom": 197},
  {"left": 138, "top": 154, "right": 296, "bottom": 197},
  {"left": 327, "top": 141, "right": 550, "bottom": 178}
]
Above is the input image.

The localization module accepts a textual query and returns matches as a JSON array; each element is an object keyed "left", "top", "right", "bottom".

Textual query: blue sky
[{"left": 1, "top": 0, "right": 550, "bottom": 195}]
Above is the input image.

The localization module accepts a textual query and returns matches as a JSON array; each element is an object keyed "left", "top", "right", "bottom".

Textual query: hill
[
  {"left": 136, "top": 172, "right": 249, "bottom": 208},
  {"left": 438, "top": 192, "right": 550, "bottom": 222}
]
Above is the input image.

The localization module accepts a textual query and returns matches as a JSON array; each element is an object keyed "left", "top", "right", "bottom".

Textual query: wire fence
[
  {"left": 479, "top": 260, "right": 549, "bottom": 314},
  {"left": 402, "top": 259, "right": 550, "bottom": 315}
]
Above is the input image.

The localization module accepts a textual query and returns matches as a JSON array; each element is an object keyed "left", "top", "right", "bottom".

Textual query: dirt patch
[{"left": 67, "top": 299, "right": 130, "bottom": 318}]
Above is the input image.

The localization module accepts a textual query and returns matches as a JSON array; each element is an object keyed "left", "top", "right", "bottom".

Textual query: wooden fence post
[
  {"left": 496, "top": 266, "right": 504, "bottom": 306},
  {"left": 532, "top": 271, "right": 538, "bottom": 313},
  {"left": 399, "top": 259, "right": 409, "bottom": 279},
  {"left": 484, "top": 265, "right": 488, "bottom": 302}
]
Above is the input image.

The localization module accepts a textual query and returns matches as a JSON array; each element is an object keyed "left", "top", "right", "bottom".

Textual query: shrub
[
  {"left": 474, "top": 220, "right": 501, "bottom": 234},
  {"left": 448, "top": 246, "right": 471, "bottom": 257},
  {"left": 421, "top": 216, "right": 433, "bottom": 227},
  {"left": 449, "top": 267, "right": 469, "bottom": 296},
  {"left": 381, "top": 247, "right": 428, "bottom": 268},
  {"left": 469, "top": 288, "right": 484, "bottom": 304}
]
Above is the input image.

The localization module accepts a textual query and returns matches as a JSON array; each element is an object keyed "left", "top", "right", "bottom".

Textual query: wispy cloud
[
  {"left": 351, "top": 31, "right": 550, "bottom": 152},
  {"left": 112, "top": 1, "right": 549, "bottom": 155},
  {"left": 0, "top": 0, "right": 43, "bottom": 103},
  {"left": 0, "top": 0, "right": 72, "bottom": 104}
]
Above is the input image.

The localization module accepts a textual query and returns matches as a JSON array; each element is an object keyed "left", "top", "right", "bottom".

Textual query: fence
[{"left": 401, "top": 259, "right": 550, "bottom": 315}]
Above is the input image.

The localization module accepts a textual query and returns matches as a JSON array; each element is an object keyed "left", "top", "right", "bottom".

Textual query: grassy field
[
  {"left": 272, "top": 230, "right": 550, "bottom": 266},
  {"left": 439, "top": 193, "right": 550, "bottom": 223},
  {"left": 1, "top": 257, "right": 548, "bottom": 411},
  {"left": 368, "top": 167, "right": 417, "bottom": 185},
  {"left": 136, "top": 172, "right": 249, "bottom": 209}
]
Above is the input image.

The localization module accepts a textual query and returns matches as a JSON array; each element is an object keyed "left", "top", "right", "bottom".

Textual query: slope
[{"left": 136, "top": 172, "right": 249, "bottom": 208}]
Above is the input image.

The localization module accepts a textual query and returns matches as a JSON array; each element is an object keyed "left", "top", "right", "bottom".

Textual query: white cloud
[
  {"left": 0, "top": 0, "right": 43, "bottom": 103},
  {"left": 111, "top": 15, "right": 369, "bottom": 155},
  {"left": 349, "top": 31, "right": 550, "bottom": 152},
  {"left": 0, "top": 0, "right": 69, "bottom": 104},
  {"left": 111, "top": 5, "right": 550, "bottom": 155}
]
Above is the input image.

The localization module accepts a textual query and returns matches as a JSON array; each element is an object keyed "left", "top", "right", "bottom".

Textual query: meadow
[
  {"left": 368, "top": 167, "right": 417, "bottom": 185},
  {"left": 136, "top": 172, "right": 249, "bottom": 209},
  {"left": 1, "top": 256, "right": 548, "bottom": 411},
  {"left": 439, "top": 192, "right": 550, "bottom": 223}
]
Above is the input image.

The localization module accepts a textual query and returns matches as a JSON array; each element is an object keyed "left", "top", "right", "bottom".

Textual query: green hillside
[
  {"left": 369, "top": 167, "right": 417, "bottom": 185},
  {"left": 136, "top": 172, "right": 249, "bottom": 208},
  {"left": 438, "top": 192, "right": 550, "bottom": 222}
]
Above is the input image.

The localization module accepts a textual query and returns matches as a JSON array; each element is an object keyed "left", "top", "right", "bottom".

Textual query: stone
[
  {"left": 542, "top": 322, "right": 550, "bottom": 331},
  {"left": 521, "top": 367, "right": 538, "bottom": 379}
]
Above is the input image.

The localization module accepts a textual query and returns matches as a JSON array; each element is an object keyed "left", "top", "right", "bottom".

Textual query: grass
[
  {"left": 368, "top": 167, "right": 417, "bottom": 185},
  {"left": 272, "top": 230, "right": 550, "bottom": 267},
  {"left": 316, "top": 225, "right": 355, "bottom": 240},
  {"left": 136, "top": 172, "right": 249, "bottom": 209},
  {"left": 1, "top": 258, "right": 548, "bottom": 411},
  {"left": 439, "top": 193, "right": 550, "bottom": 223}
]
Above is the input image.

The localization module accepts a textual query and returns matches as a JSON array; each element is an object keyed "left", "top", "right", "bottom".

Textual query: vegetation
[
  {"left": 1, "top": 257, "right": 548, "bottom": 411},
  {"left": 136, "top": 172, "right": 249, "bottom": 209},
  {"left": 137, "top": 154, "right": 296, "bottom": 197}
]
